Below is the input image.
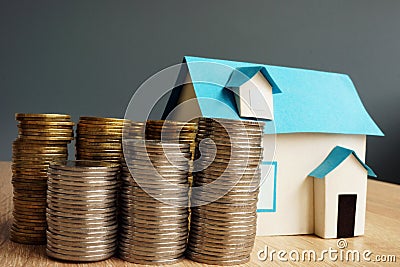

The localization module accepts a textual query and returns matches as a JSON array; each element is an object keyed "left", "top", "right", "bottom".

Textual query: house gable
[
  {"left": 228, "top": 70, "right": 275, "bottom": 120},
  {"left": 165, "top": 73, "right": 202, "bottom": 121}
]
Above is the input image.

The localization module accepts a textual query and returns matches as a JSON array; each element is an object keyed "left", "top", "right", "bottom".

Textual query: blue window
[{"left": 257, "top": 161, "right": 277, "bottom": 212}]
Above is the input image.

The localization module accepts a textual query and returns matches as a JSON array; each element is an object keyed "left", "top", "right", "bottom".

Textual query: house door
[{"left": 337, "top": 194, "right": 357, "bottom": 238}]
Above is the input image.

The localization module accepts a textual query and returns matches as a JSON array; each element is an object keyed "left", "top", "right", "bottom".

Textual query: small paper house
[
  {"left": 309, "top": 146, "right": 376, "bottom": 238},
  {"left": 163, "top": 56, "right": 383, "bottom": 238},
  {"left": 225, "top": 66, "right": 282, "bottom": 120}
]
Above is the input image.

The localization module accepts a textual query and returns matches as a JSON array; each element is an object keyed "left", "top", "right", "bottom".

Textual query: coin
[
  {"left": 46, "top": 247, "right": 115, "bottom": 262},
  {"left": 118, "top": 251, "right": 184, "bottom": 265},
  {"left": 185, "top": 250, "right": 250, "bottom": 265},
  {"left": 16, "top": 113, "right": 71, "bottom": 120}
]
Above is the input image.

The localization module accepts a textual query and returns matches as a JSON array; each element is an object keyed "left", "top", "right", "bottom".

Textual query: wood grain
[{"left": 0, "top": 161, "right": 398, "bottom": 266}]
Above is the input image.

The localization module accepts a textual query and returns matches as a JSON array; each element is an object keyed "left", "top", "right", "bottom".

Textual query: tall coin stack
[
  {"left": 11, "top": 113, "right": 73, "bottom": 244},
  {"left": 119, "top": 140, "right": 190, "bottom": 264},
  {"left": 145, "top": 120, "right": 197, "bottom": 183},
  {"left": 76, "top": 116, "right": 130, "bottom": 164},
  {"left": 187, "top": 117, "right": 264, "bottom": 265},
  {"left": 46, "top": 160, "right": 119, "bottom": 262}
]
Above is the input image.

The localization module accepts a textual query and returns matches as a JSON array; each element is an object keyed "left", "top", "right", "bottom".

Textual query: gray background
[{"left": 0, "top": 0, "right": 399, "bottom": 184}]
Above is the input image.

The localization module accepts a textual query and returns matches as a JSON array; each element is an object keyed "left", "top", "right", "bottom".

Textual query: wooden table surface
[{"left": 0, "top": 161, "right": 398, "bottom": 266}]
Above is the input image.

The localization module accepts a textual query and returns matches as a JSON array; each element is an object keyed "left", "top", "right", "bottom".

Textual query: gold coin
[
  {"left": 18, "top": 120, "right": 74, "bottom": 126},
  {"left": 15, "top": 113, "right": 71, "bottom": 120}
]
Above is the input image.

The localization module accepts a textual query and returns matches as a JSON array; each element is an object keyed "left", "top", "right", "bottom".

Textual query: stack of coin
[
  {"left": 76, "top": 116, "right": 131, "bottom": 164},
  {"left": 187, "top": 117, "right": 264, "bottom": 265},
  {"left": 46, "top": 160, "right": 119, "bottom": 262},
  {"left": 123, "top": 121, "right": 146, "bottom": 140},
  {"left": 119, "top": 140, "right": 190, "bottom": 264},
  {"left": 11, "top": 113, "right": 73, "bottom": 244},
  {"left": 145, "top": 120, "right": 197, "bottom": 183}
]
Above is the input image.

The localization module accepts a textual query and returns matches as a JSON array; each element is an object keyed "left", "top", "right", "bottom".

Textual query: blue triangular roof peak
[
  {"left": 308, "top": 146, "right": 377, "bottom": 178},
  {"left": 225, "top": 66, "right": 282, "bottom": 94},
  {"left": 176, "top": 56, "right": 383, "bottom": 136}
]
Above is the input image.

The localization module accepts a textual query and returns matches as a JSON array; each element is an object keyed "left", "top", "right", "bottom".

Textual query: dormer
[{"left": 225, "top": 66, "right": 281, "bottom": 120}]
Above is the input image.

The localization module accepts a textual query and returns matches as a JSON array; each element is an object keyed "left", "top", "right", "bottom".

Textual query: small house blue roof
[
  {"left": 225, "top": 66, "right": 282, "bottom": 94},
  {"left": 308, "top": 146, "right": 376, "bottom": 178},
  {"left": 163, "top": 56, "right": 383, "bottom": 136}
]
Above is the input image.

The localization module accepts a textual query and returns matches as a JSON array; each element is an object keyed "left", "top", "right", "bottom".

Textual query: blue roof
[
  {"left": 169, "top": 56, "right": 383, "bottom": 136},
  {"left": 308, "top": 146, "right": 376, "bottom": 178}
]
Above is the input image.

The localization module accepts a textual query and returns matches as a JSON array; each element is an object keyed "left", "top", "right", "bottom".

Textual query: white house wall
[
  {"left": 323, "top": 156, "right": 368, "bottom": 238},
  {"left": 313, "top": 178, "right": 326, "bottom": 237},
  {"left": 257, "top": 133, "right": 366, "bottom": 236}
]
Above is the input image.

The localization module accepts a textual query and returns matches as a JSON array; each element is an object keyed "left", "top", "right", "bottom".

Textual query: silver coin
[
  {"left": 48, "top": 177, "right": 117, "bottom": 187},
  {"left": 188, "top": 230, "right": 255, "bottom": 243},
  {"left": 47, "top": 224, "right": 117, "bottom": 236},
  {"left": 47, "top": 185, "right": 117, "bottom": 195},
  {"left": 46, "top": 216, "right": 116, "bottom": 229},
  {"left": 46, "top": 208, "right": 116, "bottom": 219},
  {"left": 122, "top": 200, "right": 188, "bottom": 208},
  {"left": 128, "top": 149, "right": 191, "bottom": 158},
  {"left": 120, "top": 193, "right": 189, "bottom": 203},
  {"left": 186, "top": 245, "right": 252, "bottom": 259},
  {"left": 191, "top": 202, "right": 257, "bottom": 212},
  {"left": 49, "top": 160, "right": 120, "bottom": 171},
  {"left": 47, "top": 199, "right": 116, "bottom": 211},
  {"left": 119, "top": 228, "right": 188, "bottom": 239},
  {"left": 123, "top": 167, "right": 188, "bottom": 176},
  {"left": 46, "top": 245, "right": 115, "bottom": 260},
  {"left": 185, "top": 249, "right": 250, "bottom": 265},
  {"left": 187, "top": 241, "right": 253, "bottom": 255},
  {"left": 46, "top": 191, "right": 116, "bottom": 201},
  {"left": 47, "top": 181, "right": 118, "bottom": 191},
  {"left": 47, "top": 203, "right": 117, "bottom": 215},
  {"left": 120, "top": 209, "right": 188, "bottom": 220},
  {"left": 118, "top": 242, "right": 186, "bottom": 256},
  {"left": 125, "top": 158, "right": 190, "bottom": 168},
  {"left": 189, "top": 225, "right": 256, "bottom": 238},
  {"left": 191, "top": 195, "right": 258, "bottom": 206},
  {"left": 192, "top": 178, "right": 260, "bottom": 189},
  {"left": 194, "top": 170, "right": 261, "bottom": 180},
  {"left": 191, "top": 207, "right": 256, "bottom": 218},
  {"left": 119, "top": 236, "right": 187, "bottom": 248},
  {"left": 190, "top": 219, "right": 256, "bottom": 232},
  {"left": 48, "top": 169, "right": 119, "bottom": 178},
  {"left": 118, "top": 251, "right": 183, "bottom": 264},
  {"left": 47, "top": 238, "right": 116, "bottom": 251},
  {"left": 118, "top": 236, "right": 187, "bottom": 248},
  {"left": 47, "top": 194, "right": 116, "bottom": 206}
]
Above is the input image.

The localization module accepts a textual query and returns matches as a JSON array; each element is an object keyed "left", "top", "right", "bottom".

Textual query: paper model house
[{"left": 162, "top": 56, "right": 383, "bottom": 238}]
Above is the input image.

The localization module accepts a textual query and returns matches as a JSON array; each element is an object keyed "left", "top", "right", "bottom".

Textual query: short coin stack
[
  {"left": 76, "top": 116, "right": 130, "bottom": 164},
  {"left": 11, "top": 113, "right": 73, "bottom": 244},
  {"left": 46, "top": 160, "right": 119, "bottom": 262},
  {"left": 119, "top": 140, "right": 190, "bottom": 264},
  {"left": 187, "top": 117, "right": 264, "bottom": 265},
  {"left": 145, "top": 120, "right": 197, "bottom": 183}
]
